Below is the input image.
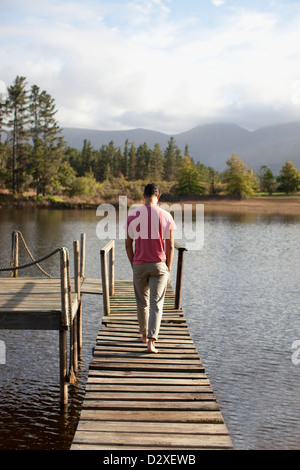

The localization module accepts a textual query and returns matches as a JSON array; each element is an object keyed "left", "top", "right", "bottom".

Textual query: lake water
[{"left": 0, "top": 207, "right": 300, "bottom": 450}]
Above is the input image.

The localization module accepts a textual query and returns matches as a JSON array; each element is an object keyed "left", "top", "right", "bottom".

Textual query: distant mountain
[
  {"left": 61, "top": 122, "right": 300, "bottom": 173},
  {"left": 62, "top": 127, "right": 170, "bottom": 155}
]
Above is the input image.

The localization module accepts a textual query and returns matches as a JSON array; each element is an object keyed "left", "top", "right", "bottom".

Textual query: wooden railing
[
  {"left": 100, "top": 240, "right": 115, "bottom": 315},
  {"left": 174, "top": 240, "right": 187, "bottom": 309},
  {"left": 100, "top": 239, "right": 187, "bottom": 315}
]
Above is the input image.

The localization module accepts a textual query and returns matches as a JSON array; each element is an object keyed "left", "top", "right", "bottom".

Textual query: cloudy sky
[{"left": 1, "top": 0, "right": 300, "bottom": 134}]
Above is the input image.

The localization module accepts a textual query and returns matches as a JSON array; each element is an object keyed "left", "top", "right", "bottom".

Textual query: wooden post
[
  {"left": 80, "top": 233, "right": 86, "bottom": 279},
  {"left": 109, "top": 242, "right": 115, "bottom": 296},
  {"left": 175, "top": 247, "right": 185, "bottom": 310},
  {"left": 60, "top": 248, "right": 69, "bottom": 328},
  {"left": 74, "top": 240, "right": 80, "bottom": 298},
  {"left": 78, "top": 236, "right": 84, "bottom": 354},
  {"left": 60, "top": 248, "right": 69, "bottom": 406},
  {"left": 59, "top": 330, "right": 68, "bottom": 407},
  {"left": 12, "top": 231, "right": 19, "bottom": 278},
  {"left": 100, "top": 240, "right": 115, "bottom": 315},
  {"left": 77, "top": 302, "right": 82, "bottom": 355},
  {"left": 100, "top": 248, "right": 110, "bottom": 315},
  {"left": 73, "top": 240, "right": 80, "bottom": 373}
]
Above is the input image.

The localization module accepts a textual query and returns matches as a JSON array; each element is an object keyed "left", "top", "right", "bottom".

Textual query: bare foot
[
  {"left": 147, "top": 339, "right": 158, "bottom": 353},
  {"left": 141, "top": 333, "right": 147, "bottom": 344}
]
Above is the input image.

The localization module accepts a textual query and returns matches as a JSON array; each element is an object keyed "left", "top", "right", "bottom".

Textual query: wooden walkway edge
[{"left": 71, "top": 280, "right": 233, "bottom": 450}]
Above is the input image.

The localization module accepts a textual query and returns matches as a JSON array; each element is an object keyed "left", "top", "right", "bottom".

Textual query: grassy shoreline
[
  {"left": 1, "top": 191, "right": 300, "bottom": 216},
  {"left": 189, "top": 196, "right": 300, "bottom": 216}
]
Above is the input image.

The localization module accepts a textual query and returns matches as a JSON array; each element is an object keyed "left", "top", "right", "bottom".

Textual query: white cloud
[
  {"left": 2, "top": 1, "right": 300, "bottom": 133},
  {"left": 211, "top": 0, "right": 225, "bottom": 6}
]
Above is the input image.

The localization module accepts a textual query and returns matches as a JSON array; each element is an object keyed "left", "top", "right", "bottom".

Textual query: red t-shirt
[{"left": 126, "top": 205, "right": 176, "bottom": 265}]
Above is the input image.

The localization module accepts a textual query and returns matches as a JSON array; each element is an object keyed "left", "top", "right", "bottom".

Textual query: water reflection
[
  {"left": 0, "top": 208, "right": 300, "bottom": 449},
  {"left": 206, "top": 211, "right": 300, "bottom": 225}
]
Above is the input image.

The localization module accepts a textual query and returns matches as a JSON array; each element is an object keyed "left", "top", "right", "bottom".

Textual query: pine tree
[
  {"left": 29, "top": 136, "right": 44, "bottom": 195},
  {"left": 208, "top": 167, "right": 217, "bottom": 195},
  {"left": 6, "top": 76, "right": 29, "bottom": 193},
  {"left": 164, "top": 137, "right": 177, "bottom": 181},
  {"left": 184, "top": 144, "right": 190, "bottom": 158},
  {"left": 29, "top": 88, "right": 64, "bottom": 195},
  {"left": 80, "top": 139, "right": 93, "bottom": 176},
  {"left": 0, "top": 94, "right": 6, "bottom": 144},
  {"left": 135, "top": 143, "right": 150, "bottom": 180},
  {"left": 0, "top": 90, "right": 7, "bottom": 186},
  {"left": 112, "top": 146, "right": 122, "bottom": 177},
  {"left": 122, "top": 139, "right": 129, "bottom": 178},
  {"left": 128, "top": 142, "right": 137, "bottom": 180},
  {"left": 106, "top": 141, "right": 116, "bottom": 179},
  {"left": 29, "top": 85, "right": 44, "bottom": 194},
  {"left": 0, "top": 140, "right": 11, "bottom": 188},
  {"left": 148, "top": 143, "right": 164, "bottom": 180},
  {"left": 29, "top": 85, "right": 42, "bottom": 144}
]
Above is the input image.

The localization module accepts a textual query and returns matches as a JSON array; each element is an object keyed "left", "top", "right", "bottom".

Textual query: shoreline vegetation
[
  {"left": 1, "top": 190, "right": 300, "bottom": 216},
  {"left": 1, "top": 76, "right": 300, "bottom": 217}
]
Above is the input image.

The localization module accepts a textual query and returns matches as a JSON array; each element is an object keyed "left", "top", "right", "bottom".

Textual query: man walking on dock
[{"left": 125, "top": 183, "right": 176, "bottom": 353}]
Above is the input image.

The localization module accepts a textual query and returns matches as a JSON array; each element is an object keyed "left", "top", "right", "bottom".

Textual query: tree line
[
  {"left": 0, "top": 76, "right": 64, "bottom": 196},
  {"left": 0, "top": 76, "right": 299, "bottom": 200}
]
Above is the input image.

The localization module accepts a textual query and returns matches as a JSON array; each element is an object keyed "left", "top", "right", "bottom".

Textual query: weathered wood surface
[
  {"left": 71, "top": 280, "right": 232, "bottom": 450},
  {"left": 0, "top": 275, "right": 102, "bottom": 405},
  {"left": 81, "top": 278, "right": 102, "bottom": 295},
  {"left": 0, "top": 277, "right": 100, "bottom": 329}
]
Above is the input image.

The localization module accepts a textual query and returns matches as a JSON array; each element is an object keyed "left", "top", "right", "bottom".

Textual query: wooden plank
[
  {"left": 75, "top": 420, "right": 228, "bottom": 434},
  {"left": 81, "top": 400, "right": 220, "bottom": 411},
  {"left": 81, "top": 278, "right": 102, "bottom": 294},
  {"left": 96, "top": 338, "right": 195, "bottom": 346},
  {"left": 87, "top": 369, "right": 208, "bottom": 379},
  {"left": 71, "top": 431, "right": 232, "bottom": 449},
  {"left": 100, "top": 325, "right": 191, "bottom": 334},
  {"left": 85, "top": 384, "right": 213, "bottom": 392},
  {"left": 93, "top": 347, "right": 198, "bottom": 356},
  {"left": 87, "top": 377, "right": 210, "bottom": 385},
  {"left": 90, "top": 356, "right": 203, "bottom": 364},
  {"left": 89, "top": 363, "right": 204, "bottom": 372},
  {"left": 84, "top": 391, "right": 216, "bottom": 401},
  {"left": 93, "top": 353, "right": 200, "bottom": 360},
  {"left": 77, "top": 409, "right": 225, "bottom": 423}
]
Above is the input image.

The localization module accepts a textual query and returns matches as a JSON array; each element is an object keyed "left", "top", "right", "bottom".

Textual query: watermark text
[{"left": 96, "top": 196, "right": 204, "bottom": 251}]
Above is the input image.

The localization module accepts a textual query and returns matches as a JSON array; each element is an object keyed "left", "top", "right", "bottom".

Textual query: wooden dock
[
  {"left": 0, "top": 232, "right": 232, "bottom": 449},
  {"left": 71, "top": 242, "right": 232, "bottom": 450}
]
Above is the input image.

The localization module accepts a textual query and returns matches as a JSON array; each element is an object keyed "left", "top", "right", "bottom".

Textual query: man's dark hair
[{"left": 144, "top": 183, "right": 160, "bottom": 197}]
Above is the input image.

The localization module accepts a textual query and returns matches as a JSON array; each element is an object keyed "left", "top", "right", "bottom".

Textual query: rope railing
[
  {"left": 0, "top": 247, "right": 62, "bottom": 273},
  {"left": 8, "top": 230, "right": 54, "bottom": 278},
  {"left": 0, "top": 230, "right": 72, "bottom": 327}
]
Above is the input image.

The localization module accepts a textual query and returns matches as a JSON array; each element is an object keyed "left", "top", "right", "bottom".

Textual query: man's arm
[
  {"left": 165, "top": 230, "right": 175, "bottom": 272},
  {"left": 125, "top": 233, "right": 134, "bottom": 267}
]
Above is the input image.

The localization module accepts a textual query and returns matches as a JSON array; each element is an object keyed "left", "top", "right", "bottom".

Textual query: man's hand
[
  {"left": 125, "top": 234, "right": 134, "bottom": 267},
  {"left": 165, "top": 231, "right": 174, "bottom": 272}
]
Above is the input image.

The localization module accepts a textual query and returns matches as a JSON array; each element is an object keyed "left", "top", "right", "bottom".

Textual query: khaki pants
[{"left": 133, "top": 262, "right": 169, "bottom": 340}]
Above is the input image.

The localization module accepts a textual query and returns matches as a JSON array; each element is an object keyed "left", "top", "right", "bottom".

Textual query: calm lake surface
[{"left": 0, "top": 207, "right": 300, "bottom": 450}]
